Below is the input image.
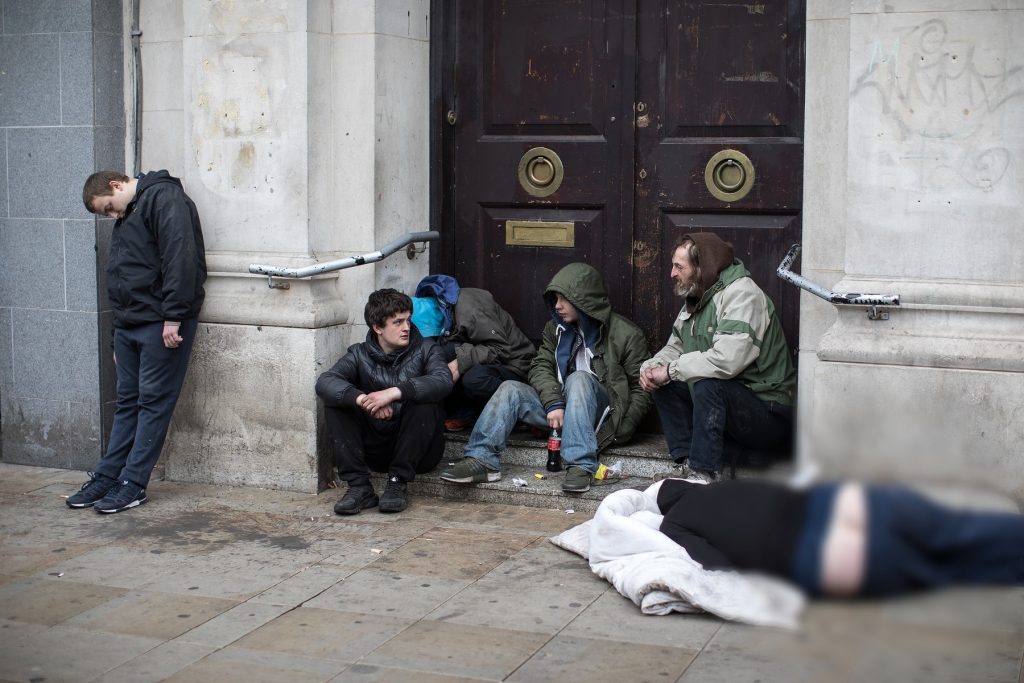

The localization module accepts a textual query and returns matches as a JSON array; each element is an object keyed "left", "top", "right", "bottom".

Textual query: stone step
[
  {"left": 366, "top": 429, "right": 795, "bottom": 514},
  {"left": 372, "top": 462, "right": 646, "bottom": 514},
  {"left": 441, "top": 428, "right": 678, "bottom": 478}
]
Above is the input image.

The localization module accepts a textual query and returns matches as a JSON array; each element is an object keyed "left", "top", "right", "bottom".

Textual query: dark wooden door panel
[
  {"left": 634, "top": 0, "right": 804, "bottom": 348},
  {"left": 453, "top": 206, "right": 608, "bottom": 336},
  {"left": 439, "top": 0, "right": 803, "bottom": 352},
  {"left": 648, "top": 213, "right": 801, "bottom": 350},
  {"left": 448, "top": 0, "right": 635, "bottom": 339}
]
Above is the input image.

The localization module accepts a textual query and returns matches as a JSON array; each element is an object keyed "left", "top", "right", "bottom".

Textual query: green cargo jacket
[
  {"left": 641, "top": 259, "right": 796, "bottom": 405},
  {"left": 528, "top": 263, "right": 652, "bottom": 450}
]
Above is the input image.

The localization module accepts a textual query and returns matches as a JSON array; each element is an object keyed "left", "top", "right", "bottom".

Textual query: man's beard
[{"left": 673, "top": 279, "right": 700, "bottom": 298}]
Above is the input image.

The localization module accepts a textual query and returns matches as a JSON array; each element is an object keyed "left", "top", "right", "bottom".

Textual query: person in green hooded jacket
[
  {"left": 440, "top": 263, "right": 651, "bottom": 493},
  {"left": 640, "top": 233, "right": 796, "bottom": 481}
]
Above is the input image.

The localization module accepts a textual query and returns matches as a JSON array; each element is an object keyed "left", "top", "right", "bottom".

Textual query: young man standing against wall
[{"left": 67, "top": 170, "right": 207, "bottom": 513}]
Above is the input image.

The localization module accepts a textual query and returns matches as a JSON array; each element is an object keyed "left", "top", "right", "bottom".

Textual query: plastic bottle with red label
[{"left": 546, "top": 429, "right": 563, "bottom": 472}]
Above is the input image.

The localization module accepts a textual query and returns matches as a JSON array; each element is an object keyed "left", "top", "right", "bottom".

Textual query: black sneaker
[
  {"left": 66, "top": 472, "right": 117, "bottom": 508},
  {"left": 378, "top": 476, "right": 408, "bottom": 513},
  {"left": 94, "top": 479, "right": 148, "bottom": 513},
  {"left": 334, "top": 484, "right": 378, "bottom": 515}
]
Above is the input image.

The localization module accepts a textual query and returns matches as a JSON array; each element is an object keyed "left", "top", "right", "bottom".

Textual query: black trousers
[
  {"left": 653, "top": 378, "right": 792, "bottom": 472},
  {"left": 325, "top": 402, "right": 445, "bottom": 486},
  {"left": 439, "top": 341, "right": 523, "bottom": 420}
]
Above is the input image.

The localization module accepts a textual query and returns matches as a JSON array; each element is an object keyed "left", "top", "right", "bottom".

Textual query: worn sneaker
[
  {"left": 94, "top": 479, "right": 147, "bottom": 513},
  {"left": 378, "top": 476, "right": 408, "bottom": 513},
  {"left": 334, "top": 484, "right": 378, "bottom": 515},
  {"left": 439, "top": 458, "right": 500, "bottom": 484},
  {"left": 66, "top": 472, "right": 117, "bottom": 508},
  {"left": 683, "top": 465, "right": 718, "bottom": 484},
  {"left": 653, "top": 459, "right": 686, "bottom": 481},
  {"left": 562, "top": 466, "right": 592, "bottom": 493}
]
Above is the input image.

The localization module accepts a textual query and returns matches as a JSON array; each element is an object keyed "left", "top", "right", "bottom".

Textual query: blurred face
[
  {"left": 88, "top": 180, "right": 134, "bottom": 219},
  {"left": 671, "top": 245, "right": 700, "bottom": 297},
  {"left": 553, "top": 293, "right": 578, "bottom": 324},
  {"left": 373, "top": 311, "right": 412, "bottom": 352}
]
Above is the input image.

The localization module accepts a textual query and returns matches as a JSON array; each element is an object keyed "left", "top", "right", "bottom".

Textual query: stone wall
[
  {"left": 0, "top": 0, "right": 124, "bottom": 469},
  {"left": 144, "top": 0, "right": 432, "bottom": 492},
  {"left": 802, "top": 2, "right": 1024, "bottom": 500}
]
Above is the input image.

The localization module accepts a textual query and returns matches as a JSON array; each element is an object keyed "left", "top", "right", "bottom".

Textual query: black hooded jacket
[
  {"left": 107, "top": 170, "right": 207, "bottom": 328},
  {"left": 315, "top": 327, "right": 453, "bottom": 431}
]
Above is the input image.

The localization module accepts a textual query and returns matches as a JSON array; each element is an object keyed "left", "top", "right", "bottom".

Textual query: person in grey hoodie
[{"left": 66, "top": 170, "right": 206, "bottom": 513}]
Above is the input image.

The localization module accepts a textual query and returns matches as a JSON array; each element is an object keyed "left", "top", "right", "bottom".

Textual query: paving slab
[
  {"left": 508, "top": 634, "right": 697, "bottom": 683},
  {"left": 103, "top": 641, "right": 216, "bottom": 683},
  {"left": 173, "top": 601, "right": 293, "bottom": 648},
  {"left": 249, "top": 564, "right": 353, "bottom": 607},
  {"left": 561, "top": 588, "right": 724, "bottom": 651},
  {"left": 877, "top": 586, "right": 1024, "bottom": 636},
  {"left": 0, "top": 576, "right": 126, "bottom": 625},
  {"left": 371, "top": 526, "right": 538, "bottom": 581},
  {"left": 0, "top": 623, "right": 161, "bottom": 683},
  {"left": 331, "top": 663, "right": 491, "bottom": 682},
  {"left": 361, "top": 619, "right": 549, "bottom": 680},
  {"left": 64, "top": 589, "right": 239, "bottom": 640},
  {"left": 232, "top": 606, "right": 414, "bottom": 663},
  {"left": 306, "top": 568, "right": 472, "bottom": 620},
  {"left": 846, "top": 620, "right": 1024, "bottom": 683},
  {"left": 0, "top": 538, "right": 98, "bottom": 578},
  {"left": 164, "top": 646, "right": 346, "bottom": 683}
]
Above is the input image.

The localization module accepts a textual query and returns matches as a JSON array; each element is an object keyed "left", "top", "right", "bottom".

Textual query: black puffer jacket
[
  {"left": 107, "top": 170, "right": 207, "bottom": 328},
  {"left": 315, "top": 327, "right": 453, "bottom": 431}
]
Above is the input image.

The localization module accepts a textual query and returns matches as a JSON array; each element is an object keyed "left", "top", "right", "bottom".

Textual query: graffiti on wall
[{"left": 851, "top": 18, "right": 1023, "bottom": 193}]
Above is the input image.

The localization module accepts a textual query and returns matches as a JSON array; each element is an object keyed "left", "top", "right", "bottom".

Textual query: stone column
[
  {"left": 803, "top": 2, "right": 1024, "bottom": 500},
  {"left": 0, "top": 0, "right": 124, "bottom": 469},
  {"left": 154, "top": 0, "right": 431, "bottom": 492}
]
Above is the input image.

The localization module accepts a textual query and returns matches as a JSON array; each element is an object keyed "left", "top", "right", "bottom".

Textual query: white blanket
[{"left": 550, "top": 480, "right": 805, "bottom": 629}]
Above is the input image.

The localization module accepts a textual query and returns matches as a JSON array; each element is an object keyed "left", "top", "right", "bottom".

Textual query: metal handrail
[
  {"left": 249, "top": 231, "right": 439, "bottom": 280},
  {"left": 777, "top": 244, "right": 900, "bottom": 307}
]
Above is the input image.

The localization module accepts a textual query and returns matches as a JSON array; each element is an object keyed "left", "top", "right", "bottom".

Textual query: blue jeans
[
  {"left": 95, "top": 318, "right": 198, "bottom": 487},
  {"left": 463, "top": 373, "right": 609, "bottom": 473},
  {"left": 652, "top": 378, "right": 792, "bottom": 472},
  {"left": 863, "top": 485, "right": 1024, "bottom": 596}
]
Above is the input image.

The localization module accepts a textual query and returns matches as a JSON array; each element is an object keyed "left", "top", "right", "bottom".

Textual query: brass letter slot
[{"left": 505, "top": 220, "right": 575, "bottom": 248}]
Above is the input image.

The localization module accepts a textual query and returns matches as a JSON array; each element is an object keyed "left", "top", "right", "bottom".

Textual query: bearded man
[{"left": 639, "top": 233, "right": 796, "bottom": 480}]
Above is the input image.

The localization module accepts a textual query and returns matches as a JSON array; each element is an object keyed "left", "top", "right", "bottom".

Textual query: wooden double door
[{"left": 433, "top": 0, "right": 804, "bottom": 349}]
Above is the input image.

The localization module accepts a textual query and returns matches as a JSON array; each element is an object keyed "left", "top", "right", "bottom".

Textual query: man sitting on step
[
  {"left": 639, "top": 232, "right": 796, "bottom": 482},
  {"left": 316, "top": 289, "right": 453, "bottom": 515},
  {"left": 439, "top": 263, "right": 651, "bottom": 493}
]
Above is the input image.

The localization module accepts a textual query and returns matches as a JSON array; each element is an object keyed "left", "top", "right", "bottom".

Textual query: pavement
[{"left": 1, "top": 462, "right": 1022, "bottom": 683}]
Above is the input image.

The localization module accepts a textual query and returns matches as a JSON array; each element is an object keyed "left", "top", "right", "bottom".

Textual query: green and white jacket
[{"left": 641, "top": 259, "right": 796, "bottom": 405}]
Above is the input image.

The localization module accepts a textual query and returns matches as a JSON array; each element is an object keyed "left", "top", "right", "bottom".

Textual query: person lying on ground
[{"left": 657, "top": 477, "right": 1024, "bottom": 597}]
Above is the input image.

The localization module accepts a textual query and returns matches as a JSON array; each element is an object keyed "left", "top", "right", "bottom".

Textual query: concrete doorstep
[{"left": 365, "top": 430, "right": 795, "bottom": 514}]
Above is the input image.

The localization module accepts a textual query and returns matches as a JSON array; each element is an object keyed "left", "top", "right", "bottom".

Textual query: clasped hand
[
  {"left": 639, "top": 365, "right": 671, "bottom": 392},
  {"left": 357, "top": 387, "right": 401, "bottom": 420}
]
